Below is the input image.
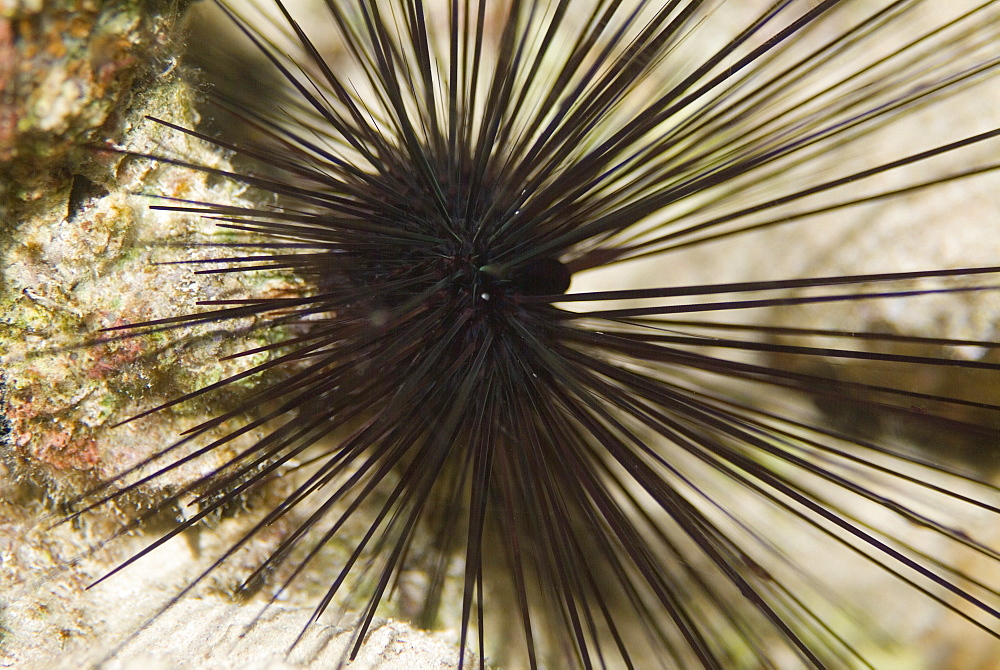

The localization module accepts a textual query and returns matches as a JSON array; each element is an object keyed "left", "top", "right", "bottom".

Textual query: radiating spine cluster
[{"left": 66, "top": 1, "right": 1000, "bottom": 667}]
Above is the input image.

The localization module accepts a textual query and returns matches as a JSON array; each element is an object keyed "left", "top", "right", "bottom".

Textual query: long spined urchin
[{"left": 55, "top": 0, "right": 1000, "bottom": 667}]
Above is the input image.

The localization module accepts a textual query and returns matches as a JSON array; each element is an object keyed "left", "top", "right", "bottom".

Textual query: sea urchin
[{"left": 61, "top": 0, "right": 1000, "bottom": 667}]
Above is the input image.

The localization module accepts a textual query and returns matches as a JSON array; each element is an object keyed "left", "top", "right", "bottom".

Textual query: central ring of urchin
[
  {"left": 426, "top": 231, "right": 573, "bottom": 345},
  {"left": 445, "top": 248, "right": 572, "bottom": 303},
  {"left": 343, "top": 166, "right": 573, "bottom": 344}
]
